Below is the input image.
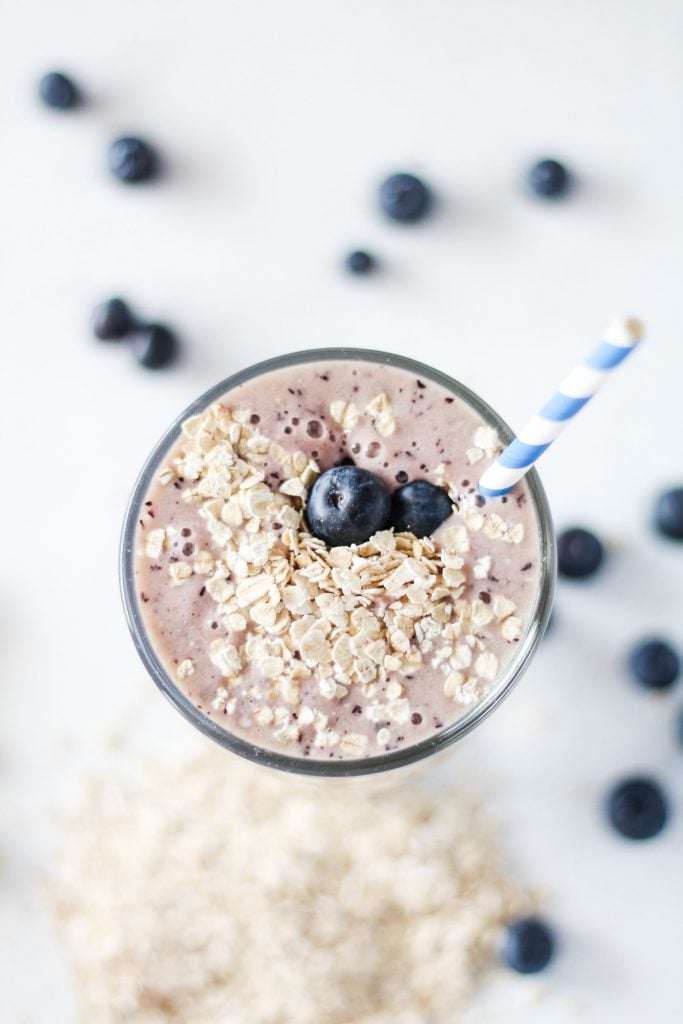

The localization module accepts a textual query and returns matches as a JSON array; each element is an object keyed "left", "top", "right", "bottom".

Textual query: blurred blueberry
[
  {"left": 503, "top": 917, "right": 556, "bottom": 974},
  {"left": 108, "top": 136, "right": 159, "bottom": 183},
  {"left": 557, "top": 527, "right": 604, "bottom": 579},
  {"left": 606, "top": 777, "right": 669, "bottom": 840},
  {"left": 92, "top": 297, "right": 135, "bottom": 341},
  {"left": 345, "top": 250, "right": 376, "bottom": 274},
  {"left": 654, "top": 488, "right": 683, "bottom": 540},
  {"left": 628, "top": 639, "right": 680, "bottom": 691},
  {"left": 379, "top": 172, "right": 431, "bottom": 222},
  {"left": 39, "top": 71, "right": 80, "bottom": 110},
  {"left": 130, "top": 324, "right": 177, "bottom": 368},
  {"left": 528, "top": 158, "right": 571, "bottom": 198}
]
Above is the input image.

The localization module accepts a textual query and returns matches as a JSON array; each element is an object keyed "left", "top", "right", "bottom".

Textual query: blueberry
[
  {"left": 528, "top": 158, "right": 571, "bottom": 198},
  {"left": 502, "top": 917, "right": 556, "bottom": 974},
  {"left": 92, "top": 298, "right": 135, "bottom": 341},
  {"left": 391, "top": 480, "right": 453, "bottom": 538},
  {"left": 606, "top": 777, "right": 669, "bottom": 840},
  {"left": 306, "top": 466, "right": 391, "bottom": 547},
  {"left": 108, "top": 136, "right": 159, "bottom": 183},
  {"left": 379, "top": 173, "right": 431, "bottom": 223},
  {"left": 39, "top": 71, "right": 80, "bottom": 110},
  {"left": 345, "top": 250, "right": 375, "bottom": 274},
  {"left": 557, "top": 527, "right": 604, "bottom": 579},
  {"left": 654, "top": 488, "right": 683, "bottom": 540},
  {"left": 130, "top": 324, "right": 177, "bottom": 369},
  {"left": 628, "top": 639, "right": 680, "bottom": 691}
]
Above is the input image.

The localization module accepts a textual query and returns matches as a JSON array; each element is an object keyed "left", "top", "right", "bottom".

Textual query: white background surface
[{"left": 2, "top": 1, "right": 683, "bottom": 1020}]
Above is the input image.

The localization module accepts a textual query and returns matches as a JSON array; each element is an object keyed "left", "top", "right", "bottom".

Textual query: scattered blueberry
[
  {"left": 39, "top": 71, "right": 80, "bottom": 110},
  {"left": 306, "top": 466, "right": 391, "bottom": 547},
  {"left": 92, "top": 297, "right": 135, "bottom": 341},
  {"left": 379, "top": 172, "right": 431, "bottom": 223},
  {"left": 502, "top": 917, "right": 556, "bottom": 974},
  {"left": 628, "top": 639, "right": 680, "bottom": 691},
  {"left": 345, "top": 250, "right": 376, "bottom": 274},
  {"left": 390, "top": 480, "right": 453, "bottom": 537},
  {"left": 606, "top": 776, "right": 669, "bottom": 840},
  {"left": 108, "top": 136, "right": 159, "bottom": 183},
  {"left": 557, "top": 527, "right": 604, "bottom": 579},
  {"left": 528, "top": 158, "right": 571, "bottom": 198},
  {"left": 654, "top": 487, "right": 683, "bottom": 540},
  {"left": 130, "top": 324, "right": 177, "bottom": 369}
]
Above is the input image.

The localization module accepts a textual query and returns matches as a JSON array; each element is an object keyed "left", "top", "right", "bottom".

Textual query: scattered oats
[
  {"left": 280, "top": 678, "right": 301, "bottom": 706},
  {"left": 169, "top": 561, "right": 193, "bottom": 586},
  {"left": 235, "top": 574, "right": 275, "bottom": 608},
  {"left": 325, "top": 546, "right": 353, "bottom": 569},
  {"left": 376, "top": 727, "right": 391, "bottom": 746},
  {"left": 300, "top": 629, "right": 329, "bottom": 665},
  {"left": 385, "top": 680, "right": 403, "bottom": 701},
  {"left": 329, "top": 400, "right": 359, "bottom": 430},
  {"left": 369, "top": 530, "right": 396, "bottom": 555},
  {"left": 209, "top": 638, "right": 242, "bottom": 677},
  {"left": 280, "top": 476, "right": 306, "bottom": 498},
  {"left": 463, "top": 508, "right": 485, "bottom": 531},
  {"left": 145, "top": 528, "right": 167, "bottom": 559},
  {"left": 366, "top": 392, "right": 395, "bottom": 436},
  {"left": 508, "top": 523, "right": 525, "bottom": 544},
  {"left": 502, "top": 616, "right": 523, "bottom": 641},
  {"left": 473, "top": 555, "right": 492, "bottom": 580},
  {"left": 386, "top": 698, "right": 411, "bottom": 724},
  {"left": 339, "top": 733, "right": 368, "bottom": 757},
  {"left": 365, "top": 639, "right": 387, "bottom": 665},
  {"left": 457, "top": 677, "right": 484, "bottom": 706},
  {"left": 157, "top": 467, "right": 174, "bottom": 485},
  {"left": 254, "top": 706, "right": 274, "bottom": 726},
  {"left": 260, "top": 656, "right": 285, "bottom": 679},
  {"left": 298, "top": 705, "right": 315, "bottom": 726},
  {"left": 227, "top": 612, "right": 247, "bottom": 631},
  {"left": 279, "top": 505, "right": 301, "bottom": 529},
  {"left": 211, "top": 687, "right": 229, "bottom": 711},
  {"left": 384, "top": 654, "right": 402, "bottom": 672},
  {"left": 444, "top": 670, "right": 465, "bottom": 698},
  {"left": 473, "top": 425, "right": 500, "bottom": 455},
  {"left": 475, "top": 651, "right": 499, "bottom": 681},
  {"left": 443, "top": 566, "right": 466, "bottom": 588},
  {"left": 492, "top": 595, "right": 517, "bottom": 621},
  {"left": 274, "top": 721, "right": 300, "bottom": 744},
  {"left": 443, "top": 525, "right": 470, "bottom": 554},
  {"left": 319, "top": 678, "right": 347, "bottom": 700},
  {"left": 177, "top": 659, "right": 194, "bottom": 680},
  {"left": 451, "top": 644, "right": 473, "bottom": 670},
  {"left": 466, "top": 447, "right": 484, "bottom": 464},
  {"left": 206, "top": 576, "right": 234, "bottom": 602},
  {"left": 483, "top": 513, "right": 507, "bottom": 540},
  {"left": 193, "top": 550, "right": 215, "bottom": 575},
  {"left": 471, "top": 599, "right": 494, "bottom": 628}
]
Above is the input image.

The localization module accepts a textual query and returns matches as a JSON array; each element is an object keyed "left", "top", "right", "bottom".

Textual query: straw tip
[{"left": 605, "top": 317, "right": 644, "bottom": 347}]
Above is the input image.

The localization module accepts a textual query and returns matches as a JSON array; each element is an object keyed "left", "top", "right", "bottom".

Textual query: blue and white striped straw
[{"left": 478, "top": 317, "right": 643, "bottom": 498}]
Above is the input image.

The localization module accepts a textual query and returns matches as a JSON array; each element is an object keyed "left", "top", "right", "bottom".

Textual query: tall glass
[{"left": 120, "top": 349, "right": 555, "bottom": 778}]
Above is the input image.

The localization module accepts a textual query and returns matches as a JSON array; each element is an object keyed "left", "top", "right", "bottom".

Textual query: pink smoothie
[{"left": 134, "top": 358, "right": 541, "bottom": 761}]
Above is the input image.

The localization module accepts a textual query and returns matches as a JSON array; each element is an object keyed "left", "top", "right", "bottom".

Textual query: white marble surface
[{"left": 2, "top": 1, "right": 683, "bottom": 1020}]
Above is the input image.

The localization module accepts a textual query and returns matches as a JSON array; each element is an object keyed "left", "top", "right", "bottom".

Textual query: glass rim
[{"left": 120, "top": 347, "right": 556, "bottom": 778}]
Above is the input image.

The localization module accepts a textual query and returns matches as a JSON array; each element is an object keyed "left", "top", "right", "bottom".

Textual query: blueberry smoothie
[{"left": 130, "top": 353, "right": 548, "bottom": 763}]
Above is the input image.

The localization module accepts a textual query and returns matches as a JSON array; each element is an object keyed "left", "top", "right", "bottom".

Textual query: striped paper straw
[{"left": 478, "top": 318, "right": 643, "bottom": 498}]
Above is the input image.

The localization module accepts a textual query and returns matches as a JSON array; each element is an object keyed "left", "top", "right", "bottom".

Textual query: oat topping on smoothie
[{"left": 134, "top": 359, "right": 541, "bottom": 760}]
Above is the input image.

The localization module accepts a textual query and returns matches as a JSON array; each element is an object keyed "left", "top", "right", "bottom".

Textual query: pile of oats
[
  {"left": 52, "top": 749, "right": 529, "bottom": 1024},
  {"left": 144, "top": 397, "right": 526, "bottom": 754}
]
